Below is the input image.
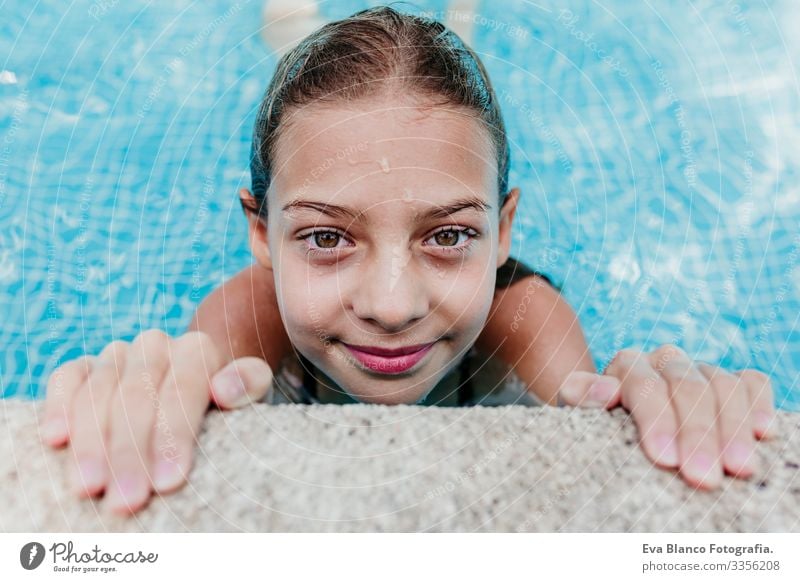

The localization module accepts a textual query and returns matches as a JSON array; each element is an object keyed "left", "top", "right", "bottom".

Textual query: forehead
[{"left": 270, "top": 98, "right": 498, "bottom": 209}]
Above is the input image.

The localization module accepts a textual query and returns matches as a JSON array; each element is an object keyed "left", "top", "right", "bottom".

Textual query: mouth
[{"left": 342, "top": 341, "right": 437, "bottom": 375}]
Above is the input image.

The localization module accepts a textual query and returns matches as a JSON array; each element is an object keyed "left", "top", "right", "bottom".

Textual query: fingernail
[
  {"left": 685, "top": 451, "right": 721, "bottom": 488},
  {"left": 75, "top": 460, "right": 105, "bottom": 495},
  {"left": 726, "top": 440, "right": 757, "bottom": 473},
  {"left": 106, "top": 474, "right": 148, "bottom": 513},
  {"left": 214, "top": 373, "right": 248, "bottom": 407},
  {"left": 558, "top": 383, "right": 581, "bottom": 405},
  {"left": 653, "top": 433, "right": 679, "bottom": 466},
  {"left": 754, "top": 411, "right": 775, "bottom": 436},
  {"left": 42, "top": 418, "right": 67, "bottom": 443},
  {"left": 586, "top": 378, "right": 616, "bottom": 405},
  {"left": 153, "top": 459, "right": 186, "bottom": 492}
]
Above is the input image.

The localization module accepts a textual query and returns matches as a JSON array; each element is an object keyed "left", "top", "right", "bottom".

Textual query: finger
[
  {"left": 211, "top": 357, "right": 274, "bottom": 409},
  {"left": 697, "top": 363, "right": 759, "bottom": 478},
  {"left": 606, "top": 348, "right": 680, "bottom": 468},
  {"left": 652, "top": 345, "right": 722, "bottom": 490},
  {"left": 103, "top": 330, "right": 171, "bottom": 515},
  {"left": 557, "top": 371, "right": 621, "bottom": 409},
  {"left": 42, "top": 355, "right": 95, "bottom": 446},
  {"left": 150, "top": 332, "right": 223, "bottom": 493},
  {"left": 68, "top": 341, "right": 128, "bottom": 497},
  {"left": 738, "top": 369, "right": 777, "bottom": 440}
]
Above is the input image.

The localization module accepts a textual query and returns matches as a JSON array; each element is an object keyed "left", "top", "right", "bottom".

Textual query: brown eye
[
  {"left": 424, "top": 227, "right": 479, "bottom": 256},
  {"left": 434, "top": 230, "right": 459, "bottom": 247},
  {"left": 300, "top": 229, "right": 352, "bottom": 256},
  {"left": 315, "top": 232, "right": 340, "bottom": 248}
]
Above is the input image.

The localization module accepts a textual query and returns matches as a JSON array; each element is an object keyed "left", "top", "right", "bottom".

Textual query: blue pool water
[{"left": 1, "top": 0, "right": 798, "bottom": 410}]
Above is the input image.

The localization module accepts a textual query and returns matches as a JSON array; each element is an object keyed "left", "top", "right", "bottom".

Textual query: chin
[{"left": 349, "top": 387, "right": 430, "bottom": 406}]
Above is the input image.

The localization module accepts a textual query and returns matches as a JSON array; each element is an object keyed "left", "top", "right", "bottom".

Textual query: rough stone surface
[{"left": 1, "top": 400, "right": 798, "bottom": 532}]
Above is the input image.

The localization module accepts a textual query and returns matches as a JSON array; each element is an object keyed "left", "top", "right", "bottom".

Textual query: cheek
[
  {"left": 432, "top": 264, "right": 496, "bottom": 329},
  {"left": 275, "top": 262, "right": 341, "bottom": 340}
]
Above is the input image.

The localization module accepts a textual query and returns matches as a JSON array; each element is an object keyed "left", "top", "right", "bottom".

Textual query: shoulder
[
  {"left": 495, "top": 256, "right": 559, "bottom": 292},
  {"left": 188, "top": 263, "right": 291, "bottom": 367}
]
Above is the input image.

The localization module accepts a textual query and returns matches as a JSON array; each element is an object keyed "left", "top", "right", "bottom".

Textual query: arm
[
  {"left": 187, "top": 263, "right": 291, "bottom": 371},
  {"left": 475, "top": 274, "right": 595, "bottom": 406},
  {"left": 477, "top": 274, "right": 778, "bottom": 490}
]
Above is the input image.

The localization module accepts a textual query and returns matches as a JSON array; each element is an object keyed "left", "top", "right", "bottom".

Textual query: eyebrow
[{"left": 281, "top": 196, "right": 492, "bottom": 222}]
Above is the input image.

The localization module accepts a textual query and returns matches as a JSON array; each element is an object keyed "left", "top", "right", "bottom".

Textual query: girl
[{"left": 41, "top": 6, "right": 776, "bottom": 516}]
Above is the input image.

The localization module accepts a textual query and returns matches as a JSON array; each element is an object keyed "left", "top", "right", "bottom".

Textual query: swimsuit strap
[
  {"left": 457, "top": 350, "right": 473, "bottom": 406},
  {"left": 297, "top": 352, "right": 320, "bottom": 404}
]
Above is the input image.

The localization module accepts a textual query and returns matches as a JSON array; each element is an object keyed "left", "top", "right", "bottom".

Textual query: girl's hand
[
  {"left": 556, "top": 344, "right": 777, "bottom": 490},
  {"left": 39, "top": 330, "right": 273, "bottom": 515}
]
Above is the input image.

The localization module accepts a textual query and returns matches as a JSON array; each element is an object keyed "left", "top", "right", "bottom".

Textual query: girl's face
[{"left": 246, "top": 97, "right": 519, "bottom": 404}]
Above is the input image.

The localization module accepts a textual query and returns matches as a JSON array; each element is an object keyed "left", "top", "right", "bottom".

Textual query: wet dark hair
[{"left": 243, "top": 4, "right": 510, "bottom": 219}]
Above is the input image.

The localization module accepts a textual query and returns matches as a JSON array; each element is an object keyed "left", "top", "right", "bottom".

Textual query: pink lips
[{"left": 343, "top": 342, "right": 436, "bottom": 374}]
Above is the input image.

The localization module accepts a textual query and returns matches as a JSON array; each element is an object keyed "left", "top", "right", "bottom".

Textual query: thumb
[
  {"left": 557, "top": 371, "right": 621, "bottom": 409},
  {"left": 210, "top": 357, "right": 274, "bottom": 409}
]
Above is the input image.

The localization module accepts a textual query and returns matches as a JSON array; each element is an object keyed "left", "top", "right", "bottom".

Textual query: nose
[{"left": 350, "top": 245, "right": 429, "bottom": 332}]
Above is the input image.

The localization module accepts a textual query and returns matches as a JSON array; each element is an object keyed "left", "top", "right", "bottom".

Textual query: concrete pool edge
[{"left": 1, "top": 400, "right": 798, "bottom": 532}]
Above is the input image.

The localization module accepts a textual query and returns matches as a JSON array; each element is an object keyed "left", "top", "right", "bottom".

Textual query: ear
[
  {"left": 496, "top": 187, "right": 520, "bottom": 268},
  {"left": 239, "top": 188, "right": 273, "bottom": 270}
]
